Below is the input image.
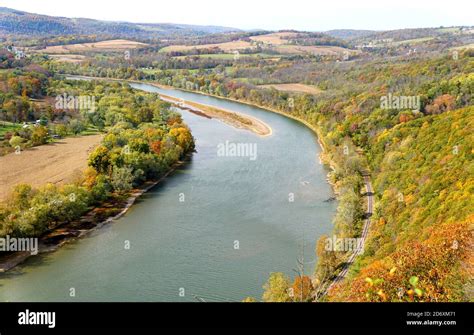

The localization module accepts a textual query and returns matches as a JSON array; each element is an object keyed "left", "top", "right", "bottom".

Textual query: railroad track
[{"left": 323, "top": 173, "right": 374, "bottom": 295}]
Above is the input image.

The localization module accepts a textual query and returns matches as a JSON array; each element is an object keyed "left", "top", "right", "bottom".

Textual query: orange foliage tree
[
  {"left": 291, "top": 276, "right": 314, "bottom": 302},
  {"left": 328, "top": 219, "right": 472, "bottom": 302}
]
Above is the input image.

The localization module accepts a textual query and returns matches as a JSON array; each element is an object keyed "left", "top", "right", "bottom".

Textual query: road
[{"left": 323, "top": 173, "right": 374, "bottom": 295}]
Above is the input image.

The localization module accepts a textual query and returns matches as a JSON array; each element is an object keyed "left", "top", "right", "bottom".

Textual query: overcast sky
[{"left": 2, "top": 0, "right": 473, "bottom": 31}]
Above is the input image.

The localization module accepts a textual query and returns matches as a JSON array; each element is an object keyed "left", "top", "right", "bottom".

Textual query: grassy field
[
  {"left": 141, "top": 68, "right": 201, "bottom": 75},
  {"left": 390, "top": 37, "right": 435, "bottom": 46},
  {"left": 451, "top": 43, "right": 474, "bottom": 50},
  {"left": 33, "top": 39, "right": 148, "bottom": 54},
  {"left": 47, "top": 54, "right": 87, "bottom": 63},
  {"left": 173, "top": 53, "right": 280, "bottom": 60},
  {"left": 250, "top": 32, "right": 358, "bottom": 56},
  {"left": 249, "top": 32, "right": 298, "bottom": 45},
  {"left": 275, "top": 44, "right": 354, "bottom": 55},
  {"left": 259, "top": 83, "right": 322, "bottom": 94},
  {"left": 81, "top": 125, "right": 102, "bottom": 136},
  {"left": 160, "top": 32, "right": 357, "bottom": 57},
  {"left": 160, "top": 40, "right": 254, "bottom": 53},
  {"left": 437, "top": 27, "right": 462, "bottom": 33},
  {"left": 0, "top": 122, "right": 21, "bottom": 139}
]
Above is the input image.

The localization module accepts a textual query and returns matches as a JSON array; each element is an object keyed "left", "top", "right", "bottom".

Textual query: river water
[{"left": 0, "top": 82, "right": 336, "bottom": 302}]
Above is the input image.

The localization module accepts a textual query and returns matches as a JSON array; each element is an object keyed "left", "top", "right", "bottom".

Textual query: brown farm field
[
  {"left": 249, "top": 32, "right": 298, "bottom": 45},
  {"left": 451, "top": 43, "right": 474, "bottom": 50},
  {"left": 160, "top": 40, "right": 254, "bottom": 53},
  {"left": 33, "top": 39, "right": 148, "bottom": 54},
  {"left": 0, "top": 135, "right": 103, "bottom": 201},
  {"left": 160, "top": 32, "right": 357, "bottom": 56},
  {"left": 259, "top": 83, "right": 322, "bottom": 94},
  {"left": 47, "top": 54, "right": 87, "bottom": 63},
  {"left": 275, "top": 44, "right": 357, "bottom": 56},
  {"left": 251, "top": 32, "right": 358, "bottom": 56}
]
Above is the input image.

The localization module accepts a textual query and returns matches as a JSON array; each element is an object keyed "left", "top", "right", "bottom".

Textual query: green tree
[
  {"left": 242, "top": 297, "right": 258, "bottom": 303},
  {"left": 88, "top": 146, "right": 111, "bottom": 174},
  {"left": 262, "top": 273, "right": 291, "bottom": 302},
  {"left": 8, "top": 184, "right": 33, "bottom": 211},
  {"left": 111, "top": 166, "right": 134, "bottom": 192},
  {"left": 55, "top": 124, "right": 69, "bottom": 138},
  {"left": 9, "top": 135, "right": 24, "bottom": 148},
  {"left": 31, "top": 126, "right": 49, "bottom": 146},
  {"left": 291, "top": 276, "right": 314, "bottom": 302},
  {"left": 69, "top": 119, "right": 85, "bottom": 135}
]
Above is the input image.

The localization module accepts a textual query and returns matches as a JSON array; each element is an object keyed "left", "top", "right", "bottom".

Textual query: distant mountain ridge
[
  {"left": 0, "top": 7, "right": 240, "bottom": 39},
  {"left": 1, "top": 6, "right": 471, "bottom": 44},
  {"left": 325, "top": 29, "right": 377, "bottom": 40}
]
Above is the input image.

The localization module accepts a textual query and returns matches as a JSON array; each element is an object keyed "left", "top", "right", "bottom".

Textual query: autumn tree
[
  {"left": 9, "top": 136, "right": 23, "bottom": 148},
  {"left": 88, "top": 145, "right": 111, "bottom": 174},
  {"left": 262, "top": 273, "right": 291, "bottom": 302},
  {"left": 150, "top": 140, "right": 162, "bottom": 155},
  {"left": 291, "top": 275, "right": 314, "bottom": 302},
  {"left": 425, "top": 94, "right": 456, "bottom": 115},
  {"left": 31, "top": 125, "right": 49, "bottom": 146}
]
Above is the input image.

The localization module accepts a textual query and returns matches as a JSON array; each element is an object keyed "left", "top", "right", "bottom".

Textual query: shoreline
[
  {"left": 144, "top": 81, "right": 339, "bottom": 191},
  {"left": 60, "top": 75, "right": 340, "bottom": 209},
  {"left": 147, "top": 82, "right": 331, "bottom": 157},
  {"left": 0, "top": 76, "right": 343, "bottom": 283},
  {"left": 157, "top": 92, "right": 272, "bottom": 137},
  {"left": 71, "top": 74, "right": 339, "bottom": 190},
  {"left": 64, "top": 75, "right": 272, "bottom": 137},
  {"left": 0, "top": 155, "right": 191, "bottom": 273},
  {"left": 0, "top": 77, "right": 336, "bottom": 273}
]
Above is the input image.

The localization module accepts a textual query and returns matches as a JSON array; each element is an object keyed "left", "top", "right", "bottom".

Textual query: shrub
[
  {"left": 9, "top": 135, "right": 24, "bottom": 148},
  {"left": 31, "top": 125, "right": 49, "bottom": 146},
  {"left": 111, "top": 166, "right": 134, "bottom": 192},
  {"left": 262, "top": 273, "right": 291, "bottom": 302}
]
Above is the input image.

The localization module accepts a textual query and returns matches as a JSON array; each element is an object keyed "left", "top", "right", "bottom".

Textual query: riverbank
[
  {"left": 143, "top": 82, "right": 375, "bottom": 296},
  {"left": 145, "top": 81, "right": 340, "bottom": 191},
  {"left": 67, "top": 75, "right": 348, "bottom": 211},
  {"left": 152, "top": 82, "right": 328, "bottom": 152},
  {"left": 156, "top": 92, "right": 272, "bottom": 137},
  {"left": 64, "top": 75, "right": 272, "bottom": 137},
  {"left": 0, "top": 154, "right": 191, "bottom": 273}
]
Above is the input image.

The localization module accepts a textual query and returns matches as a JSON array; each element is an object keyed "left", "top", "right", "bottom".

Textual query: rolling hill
[{"left": 0, "top": 7, "right": 239, "bottom": 39}]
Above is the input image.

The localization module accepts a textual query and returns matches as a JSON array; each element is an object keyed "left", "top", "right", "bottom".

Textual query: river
[{"left": 0, "top": 81, "right": 336, "bottom": 302}]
